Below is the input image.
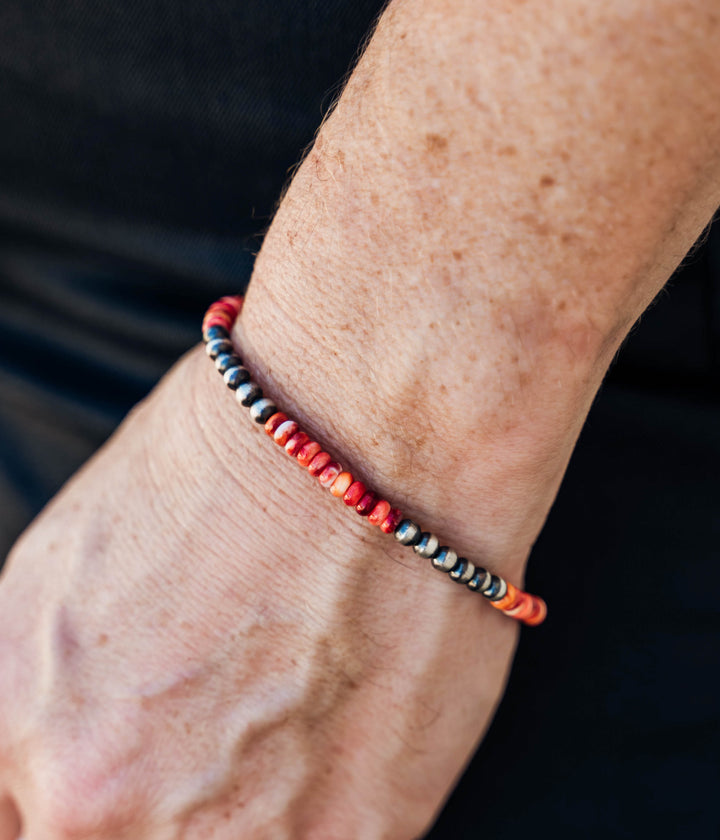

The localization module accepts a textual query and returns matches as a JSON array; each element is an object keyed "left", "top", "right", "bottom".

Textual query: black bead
[
  {"left": 223, "top": 366, "right": 251, "bottom": 390},
  {"left": 203, "top": 325, "right": 229, "bottom": 343},
  {"left": 215, "top": 353, "right": 243, "bottom": 374},
  {"left": 482, "top": 575, "right": 502, "bottom": 599}
]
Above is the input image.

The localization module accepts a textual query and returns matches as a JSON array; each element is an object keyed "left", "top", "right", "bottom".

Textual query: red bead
[
  {"left": 202, "top": 313, "right": 233, "bottom": 330},
  {"left": 264, "top": 413, "right": 288, "bottom": 436},
  {"left": 504, "top": 594, "right": 535, "bottom": 621},
  {"left": 330, "top": 471, "right": 353, "bottom": 498},
  {"left": 218, "top": 296, "right": 243, "bottom": 316},
  {"left": 491, "top": 582, "right": 521, "bottom": 612},
  {"left": 274, "top": 420, "right": 299, "bottom": 446},
  {"left": 296, "top": 440, "right": 322, "bottom": 467},
  {"left": 308, "top": 452, "right": 332, "bottom": 476},
  {"left": 210, "top": 301, "right": 239, "bottom": 320},
  {"left": 343, "top": 481, "right": 366, "bottom": 506},
  {"left": 521, "top": 598, "right": 547, "bottom": 627},
  {"left": 318, "top": 462, "right": 342, "bottom": 488},
  {"left": 355, "top": 492, "right": 377, "bottom": 516},
  {"left": 379, "top": 508, "right": 403, "bottom": 534},
  {"left": 367, "top": 500, "right": 391, "bottom": 526},
  {"left": 206, "top": 301, "right": 235, "bottom": 316},
  {"left": 285, "top": 432, "right": 310, "bottom": 457}
]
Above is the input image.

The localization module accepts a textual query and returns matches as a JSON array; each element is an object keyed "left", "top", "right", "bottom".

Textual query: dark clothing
[{"left": 1, "top": 3, "right": 718, "bottom": 836}]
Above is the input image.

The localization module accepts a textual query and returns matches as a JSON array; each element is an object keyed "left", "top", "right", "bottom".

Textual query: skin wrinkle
[
  {"left": 234, "top": 312, "right": 380, "bottom": 488},
  {"left": 177, "top": 568, "right": 448, "bottom": 838},
  {"left": 186, "top": 362, "right": 358, "bottom": 568}
]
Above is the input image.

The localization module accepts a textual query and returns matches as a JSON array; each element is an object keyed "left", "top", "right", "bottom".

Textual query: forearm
[{"left": 251, "top": 0, "right": 720, "bottom": 355}]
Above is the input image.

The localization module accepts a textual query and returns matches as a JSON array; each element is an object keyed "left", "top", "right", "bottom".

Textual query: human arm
[{"left": 1, "top": 1, "right": 720, "bottom": 838}]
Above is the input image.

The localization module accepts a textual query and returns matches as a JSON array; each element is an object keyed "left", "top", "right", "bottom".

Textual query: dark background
[{"left": 1, "top": 2, "right": 718, "bottom": 836}]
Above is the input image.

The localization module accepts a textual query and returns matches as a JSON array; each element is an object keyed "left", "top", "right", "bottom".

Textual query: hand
[{"left": 0, "top": 346, "right": 519, "bottom": 839}]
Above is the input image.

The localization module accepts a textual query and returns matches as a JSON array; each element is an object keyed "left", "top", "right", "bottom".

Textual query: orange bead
[
  {"left": 491, "top": 582, "right": 522, "bottom": 611},
  {"left": 379, "top": 508, "right": 403, "bottom": 534},
  {"left": 504, "top": 595, "right": 536, "bottom": 622},
  {"left": 367, "top": 500, "right": 391, "bottom": 526},
  {"left": 285, "top": 432, "right": 310, "bottom": 457},
  {"left": 343, "top": 481, "right": 366, "bottom": 506},
  {"left": 296, "top": 440, "right": 322, "bottom": 467},
  {"left": 273, "top": 420, "right": 299, "bottom": 446},
  {"left": 264, "top": 412, "right": 288, "bottom": 436},
  {"left": 318, "top": 462, "right": 342, "bottom": 488},
  {"left": 330, "top": 471, "right": 353, "bottom": 497},
  {"left": 521, "top": 597, "right": 547, "bottom": 627},
  {"left": 308, "top": 452, "right": 332, "bottom": 476}
]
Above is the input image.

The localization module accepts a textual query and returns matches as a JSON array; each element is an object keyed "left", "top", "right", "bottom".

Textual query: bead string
[{"left": 203, "top": 295, "right": 547, "bottom": 627}]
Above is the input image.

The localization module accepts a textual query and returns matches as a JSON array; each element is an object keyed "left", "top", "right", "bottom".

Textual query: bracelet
[{"left": 203, "top": 295, "right": 547, "bottom": 627}]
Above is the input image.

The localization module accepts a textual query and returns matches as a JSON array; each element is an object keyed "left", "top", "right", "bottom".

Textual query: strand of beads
[{"left": 203, "top": 295, "right": 547, "bottom": 627}]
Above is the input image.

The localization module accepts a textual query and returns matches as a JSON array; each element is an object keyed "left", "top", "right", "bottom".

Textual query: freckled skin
[
  {"left": 2, "top": 1, "right": 720, "bottom": 838},
  {"left": 425, "top": 132, "right": 448, "bottom": 152}
]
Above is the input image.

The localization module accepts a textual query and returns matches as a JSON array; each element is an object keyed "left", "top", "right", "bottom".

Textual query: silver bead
[
  {"left": 223, "top": 366, "right": 250, "bottom": 389},
  {"left": 414, "top": 532, "right": 440, "bottom": 559},
  {"left": 235, "top": 381, "right": 262, "bottom": 407},
  {"left": 467, "top": 568, "right": 491, "bottom": 592},
  {"left": 394, "top": 519, "right": 421, "bottom": 546},
  {"left": 432, "top": 547, "right": 457, "bottom": 572},
  {"left": 215, "top": 353, "right": 242, "bottom": 374},
  {"left": 249, "top": 397, "right": 277, "bottom": 424},
  {"left": 456, "top": 560, "right": 476, "bottom": 584},
  {"left": 206, "top": 337, "right": 232, "bottom": 359},
  {"left": 486, "top": 577, "right": 508, "bottom": 602}
]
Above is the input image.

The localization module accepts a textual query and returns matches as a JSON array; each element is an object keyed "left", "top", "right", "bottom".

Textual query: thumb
[{"left": 0, "top": 797, "right": 21, "bottom": 840}]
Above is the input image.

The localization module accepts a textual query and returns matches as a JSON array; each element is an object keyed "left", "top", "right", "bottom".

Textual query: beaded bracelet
[{"left": 203, "top": 295, "right": 547, "bottom": 626}]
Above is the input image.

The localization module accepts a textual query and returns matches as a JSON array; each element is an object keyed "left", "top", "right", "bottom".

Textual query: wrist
[
  {"left": 185, "top": 343, "right": 493, "bottom": 610},
  {"left": 233, "top": 242, "right": 608, "bottom": 586}
]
